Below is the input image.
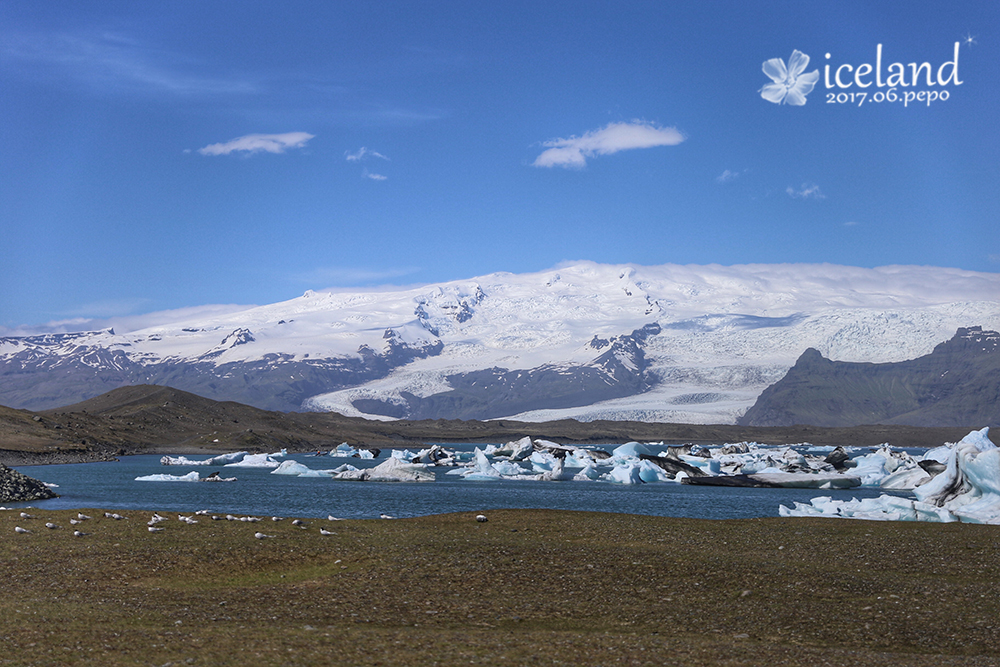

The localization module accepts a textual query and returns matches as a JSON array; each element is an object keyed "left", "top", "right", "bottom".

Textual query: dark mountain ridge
[{"left": 739, "top": 327, "right": 1000, "bottom": 428}]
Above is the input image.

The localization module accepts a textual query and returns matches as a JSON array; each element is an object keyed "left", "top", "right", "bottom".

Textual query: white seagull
[
  {"left": 19, "top": 512, "right": 35, "bottom": 519},
  {"left": 45, "top": 522, "right": 60, "bottom": 529},
  {"left": 73, "top": 530, "right": 89, "bottom": 537},
  {"left": 254, "top": 532, "right": 274, "bottom": 539},
  {"left": 319, "top": 528, "right": 336, "bottom": 536},
  {"left": 14, "top": 526, "right": 30, "bottom": 534},
  {"left": 77, "top": 513, "right": 92, "bottom": 520},
  {"left": 148, "top": 526, "right": 165, "bottom": 533}
]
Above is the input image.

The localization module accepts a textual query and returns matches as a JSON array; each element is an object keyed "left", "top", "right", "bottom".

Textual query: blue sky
[{"left": 2, "top": 1, "right": 997, "bottom": 330}]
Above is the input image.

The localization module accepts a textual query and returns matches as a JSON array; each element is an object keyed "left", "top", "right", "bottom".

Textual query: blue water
[{"left": 11, "top": 448, "right": 910, "bottom": 520}]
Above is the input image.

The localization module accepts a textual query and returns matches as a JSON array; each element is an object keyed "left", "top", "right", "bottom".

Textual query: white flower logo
[{"left": 760, "top": 50, "right": 820, "bottom": 106}]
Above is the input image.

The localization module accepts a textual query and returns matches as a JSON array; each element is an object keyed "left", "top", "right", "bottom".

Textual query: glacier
[{"left": 3, "top": 262, "right": 998, "bottom": 421}]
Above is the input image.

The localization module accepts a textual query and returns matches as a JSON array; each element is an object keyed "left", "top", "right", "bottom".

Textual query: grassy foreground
[{"left": 2, "top": 508, "right": 999, "bottom": 667}]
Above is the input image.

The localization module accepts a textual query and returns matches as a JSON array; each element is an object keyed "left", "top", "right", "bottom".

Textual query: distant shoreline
[{"left": 3, "top": 385, "right": 990, "bottom": 467}]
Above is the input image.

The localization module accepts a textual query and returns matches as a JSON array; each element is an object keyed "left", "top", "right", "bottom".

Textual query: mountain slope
[
  {"left": 2, "top": 262, "right": 999, "bottom": 422},
  {"left": 738, "top": 327, "right": 1000, "bottom": 428}
]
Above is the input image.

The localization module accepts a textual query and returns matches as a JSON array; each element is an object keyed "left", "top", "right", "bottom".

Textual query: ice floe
[
  {"left": 160, "top": 451, "right": 248, "bottom": 466},
  {"left": 135, "top": 471, "right": 237, "bottom": 482},
  {"left": 224, "top": 453, "right": 282, "bottom": 468}
]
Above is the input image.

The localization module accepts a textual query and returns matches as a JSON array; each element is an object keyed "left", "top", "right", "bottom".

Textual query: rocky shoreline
[{"left": 0, "top": 463, "right": 58, "bottom": 502}]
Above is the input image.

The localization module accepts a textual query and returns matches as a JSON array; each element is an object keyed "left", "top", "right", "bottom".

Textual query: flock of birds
[
  {"left": 10, "top": 509, "right": 350, "bottom": 539},
  {"left": 10, "top": 509, "right": 489, "bottom": 538}
]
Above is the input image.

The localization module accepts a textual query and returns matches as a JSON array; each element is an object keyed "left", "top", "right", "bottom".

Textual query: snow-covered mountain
[{"left": 2, "top": 261, "right": 998, "bottom": 422}]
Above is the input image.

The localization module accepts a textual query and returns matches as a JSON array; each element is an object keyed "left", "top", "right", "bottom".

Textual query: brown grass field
[{"left": 2, "top": 508, "right": 1000, "bottom": 666}]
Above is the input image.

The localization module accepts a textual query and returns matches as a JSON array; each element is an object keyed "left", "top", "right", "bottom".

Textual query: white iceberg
[
  {"left": 334, "top": 456, "right": 435, "bottom": 482},
  {"left": 605, "top": 463, "right": 644, "bottom": 484},
  {"left": 610, "top": 441, "right": 653, "bottom": 460},
  {"left": 493, "top": 460, "right": 528, "bottom": 476},
  {"left": 539, "top": 456, "right": 575, "bottom": 481},
  {"left": 224, "top": 453, "right": 281, "bottom": 468},
  {"left": 136, "top": 472, "right": 202, "bottom": 482},
  {"left": 271, "top": 460, "right": 315, "bottom": 476},
  {"left": 160, "top": 451, "right": 248, "bottom": 466},
  {"left": 780, "top": 428, "right": 1000, "bottom": 523},
  {"left": 462, "top": 448, "right": 503, "bottom": 480},
  {"left": 637, "top": 459, "right": 673, "bottom": 483},
  {"left": 529, "top": 451, "right": 558, "bottom": 473}
]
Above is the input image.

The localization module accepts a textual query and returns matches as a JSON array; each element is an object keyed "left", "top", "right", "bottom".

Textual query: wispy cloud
[
  {"left": 2, "top": 30, "right": 256, "bottom": 96},
  {"left": 843, "top": 220, "right": 859, "bottom": 227},
  {"left": 716, "top": 169, "right": 744, "bottom": 183},
  {"left": 362, "top": 168, "right": 387, "bottom": 181},
  {"left": 532, "top": 120, "right": 685, "bottom": 169},
  {"left": 293, "top": 266, "right": 420, "bottom": 286},
  {"left": 196, "top": 132, "right": 315, "bottom": 156},
  {"left": 0, "top": 303, "right": 253, "bottom": 336},
  {"left": 345, "top": 147, "right": 390, "bottom": 162},
  {"left": 786, "top": 183, "right": 825, "bottom": 199}
]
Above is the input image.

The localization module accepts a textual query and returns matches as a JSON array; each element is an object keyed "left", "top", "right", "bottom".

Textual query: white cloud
[
  {"left": 345, "top": 147, "right": 390, "bottom": 162},
  {"left": 716, "top": 169, "right": 742, "bottom": 183},
  {"left": 786, "top": 183, "right": 825, "bottom": 199},
  {"left": 532, "top": 121, "right": 685, "bottom": 169},
  {"left": 844, "top": 220, "right": 859, "bottom": 227},
  {"left": 362, "top": 168, "right": 387, "bottom": 181},
  {"left": 196, "top": 132, "right": 314, "bottom": 156}
]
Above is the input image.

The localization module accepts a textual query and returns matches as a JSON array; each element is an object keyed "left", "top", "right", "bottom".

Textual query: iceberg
[
  {"left": 160, "top": 451, "right": 248, "bottom": 466},
  {"left": 271, "top": 460, "right": 315, "bottom": 476},
  {"left": 573, "top": 464, "right": 601, "bottom": 481},
  {"left": 491, "top": 436, "right": 534, "bottom": 461},
  {"left": 334, "top": 456, "right": 435, "bottom": 482},
  {"left": 611, "top": 441, "right": 654, "bottom": 459},
  {"left": 529, "top": 451, "right": 558, "bottom": 473},
  {"left": 462, "top": 448, "right": 503, "bottom": 480},
  {"left": 637, "top": 459, "right": 673, "bottom": 483},
  {"left": 539, "top": 456, "right": 575, "bottom": 481},
  {"left": 492, "top": 460, "right": 528, "bottom": 476},
  {"left": 136, "top": 472, "right": 203, "bottom": 482},
  {"left": 605, "top": 463, "right": 643, "bottom": 484},
  {"left": 224, "top": 453, "right": 281, "bottom": 468},
  {"left": 779, "top": 428, "right": 1000, "bottom": 523}
]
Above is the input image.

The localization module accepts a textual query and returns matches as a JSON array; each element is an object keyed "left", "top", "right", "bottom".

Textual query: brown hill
[{"left": 0, "top": 384, "right": 988, "bottom": 465}]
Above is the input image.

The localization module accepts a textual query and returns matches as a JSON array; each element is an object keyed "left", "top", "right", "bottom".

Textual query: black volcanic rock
[{"left": 738, "top": 327, "right": 1000, "bottom": 428}]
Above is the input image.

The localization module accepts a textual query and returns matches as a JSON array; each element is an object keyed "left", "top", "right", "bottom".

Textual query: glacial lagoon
[{"left": 11, "top": 444, "right": 910, "bottom": 520}]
